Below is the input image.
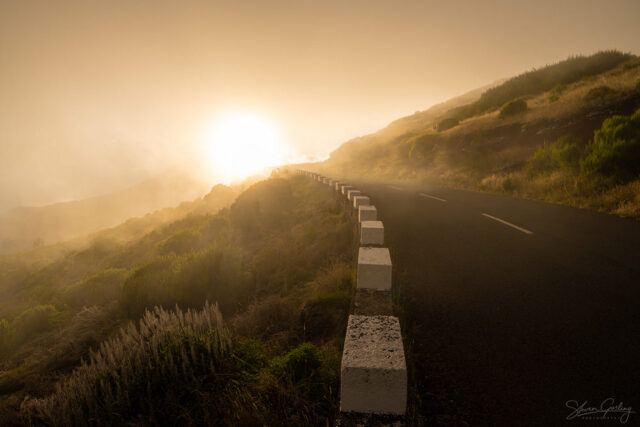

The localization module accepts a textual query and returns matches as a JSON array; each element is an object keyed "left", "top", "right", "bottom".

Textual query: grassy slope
[
  {"left": 322, "top": 52, "right": 640, "bottom": 218},
  {"left": 0, "top": 172, "right": 355, "bottom": 425}
]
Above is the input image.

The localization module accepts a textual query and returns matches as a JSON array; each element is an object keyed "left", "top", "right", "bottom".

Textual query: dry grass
[{"left": 21, "top": 302, "right": 230, "bottom": 426}]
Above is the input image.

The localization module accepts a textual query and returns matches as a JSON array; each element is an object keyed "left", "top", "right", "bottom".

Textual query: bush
[
  {"left": 623, "top": 60, "right": 640, "bottom": 71},
  {"left": 120, "top": 247, "right": 246, "bottom": 319},
  {"left": 583, "top": 85, "right": 617, "bottom": 103},
  {"left": 301, "top": 291, "right": 350, "bottom": 341},
  {"left": 119, "top": 255, "right": 177, "bottom": 317},
  {"left": 269, "top": 342, "right": 323, "bottom": 383},
  {"left": 62, "top": 269, "right": 127, "bottom": 308},
  {"left": 548, "top": 83, "right": 567, "bottom": 102},
  {"left": 499, "top": 98, "right": 527, "bottom": 118},
  {"left": 581, "top": 109, "right": 640, "bottom": 182},
  {"left": 12, "top": 304, "right": 60, "bottom": 340},
  {"left": 437, "top": 117, "right": 459, "bottom": 132},
  {"left": 502, "top": 177, "right": 516, "bottom": 193},
  {"left": 526, "top": 135, "right": 582, "bottom": 177},
  {"left": 158, "top": 228, "right": 201, "bottom": 255}
]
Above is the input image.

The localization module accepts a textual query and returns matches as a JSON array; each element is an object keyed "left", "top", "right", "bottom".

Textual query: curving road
[{"left": 352, "top": 179, "right": 640, "bottom": 426}]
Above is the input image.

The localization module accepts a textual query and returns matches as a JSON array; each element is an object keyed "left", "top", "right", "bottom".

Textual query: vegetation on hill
[
  {"left": 450, "top": 50, "right": 632, "bottom": 120},
  {"left": 0, "top": 173, "right": 355, "bottom": 425},
  {"left": 499, "top": 98, "right": 527, "bottom": 118},
  {"left": 324, "top": 51, "right": 640, "bottom": 218},
  {"left": 0, "top": 171, "right": 214, "bottom": 255}
]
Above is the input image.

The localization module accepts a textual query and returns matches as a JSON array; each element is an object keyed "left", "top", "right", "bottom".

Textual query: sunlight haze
[{"left": 1, "top": 0, "right": 639, "bottom": 211}]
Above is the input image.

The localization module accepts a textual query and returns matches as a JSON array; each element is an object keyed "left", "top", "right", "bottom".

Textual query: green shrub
[
  {"left": 581, "top": 109, "right": 640, "bottom": 182},
  {"left": 553, "top": 135, "right": 582, "bottom": 174},
  {"left": 548, "top": 83, "right": 568, "bottom": 102},
  {"left": 583, "top": 85, "right": 617, "bottom": 103},
  {"left": 119, "top": 255, "right": 177, "bottom": 317},
  {"left": 119, "top": 247, "right": 246, "bottom": 319},
  {"left": 158, "top": 228, "right": 201, "bottom": 255},
  {"left": 526, "top": 135, "right": 582, "bottom": 177},
  {"left": 269, "top": 342, "right": 323, "bottom": 383},
  {"left": 623, "top": 61, "right": 640, "bottom": 71},
  {"left": 62, "top": 268, "right": 127, "bottom": 308},
  {"left": 502, "top": 177, "right": 516, "bottom": 193},
  {"left": 499, "top": 98, "right": 527, "bottom": 118},
  {"left": 301, "top": 291, "right": 350, "bottom": 341},
  {"left": 12, "top": 304, "right": 60, "bottom": 340},
  {"left": 437, "top": 117, "right": 459, "bottom": 132},
  {"left": 526, "top": 144, "right": 555, "bottom": 177}
]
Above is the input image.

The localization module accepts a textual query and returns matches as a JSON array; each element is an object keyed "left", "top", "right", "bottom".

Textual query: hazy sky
[{"left": 1, "top": 0, "right": 639, "bottom": 211}]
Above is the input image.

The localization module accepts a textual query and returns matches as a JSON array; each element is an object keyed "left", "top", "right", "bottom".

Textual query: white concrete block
[
  {"left": 347, "top": 190, "right": 361, "bottom": 201},
  {"left": 335, "top": 181, "right": 343, "bottom": 191},
  {"left": 357, "top": 247, "right": 391, "bottom": 290},
  {"left": 328, "top": 179, "right": 334, "bottom": 186},
  {"left": 340, "top": 315, "right": 407, "bottom": 415},
  {"left": 353, "top": 196, "right": 370, "bottom": 210},
  {"left": 361, "top": 221, "right": 384, "bottom": 245},
  {"left": 341, "top": 185, "right": 354, "bottom": 195},
  {"left": 358, "top": 205, "right": 377, "bottom": 222}
]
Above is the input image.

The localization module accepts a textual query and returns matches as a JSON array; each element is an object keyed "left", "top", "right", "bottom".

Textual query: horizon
[{"left": 1, "top": 0, "right": 639, "bottom": 211}]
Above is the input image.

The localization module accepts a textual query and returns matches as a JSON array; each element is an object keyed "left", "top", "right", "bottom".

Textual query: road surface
[{"left": 352, "top": 180, "right": 640, "bottom": 426}]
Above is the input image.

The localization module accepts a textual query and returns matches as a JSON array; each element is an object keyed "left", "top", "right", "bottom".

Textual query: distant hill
[
  {"left": 0, "top": 171, "right": 213, "bottom": 254},
  {"left": 322, "top": 51, "right": 640, "bottom": 218}
]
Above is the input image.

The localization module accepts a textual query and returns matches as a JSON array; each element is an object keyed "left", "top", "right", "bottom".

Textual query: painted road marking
[
  {"left": 419, "top": 192, "right": 447, "bottom": 202},
  {"left": 481, "top": 213, "right": 533, "bottom": 235},
  {"left": 387, "top": 185, "right": 403, "bottom": 191}
]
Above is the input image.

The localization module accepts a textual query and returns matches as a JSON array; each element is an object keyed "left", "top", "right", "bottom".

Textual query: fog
[{"left": 1, "top": 0, "right": 639, "bottom": 212}]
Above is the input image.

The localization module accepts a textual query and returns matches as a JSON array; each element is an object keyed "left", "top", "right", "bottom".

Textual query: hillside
[
  {"left": 0, "top": 172, "right": 354, "bottom": 425},
  {"left": 0, "top": 171, "right": 212, "bottom": 255},
  {"left": 322, "top": 51, "right": 640, "bottom": 218}
]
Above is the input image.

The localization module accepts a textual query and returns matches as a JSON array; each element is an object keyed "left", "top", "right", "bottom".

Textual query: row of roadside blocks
[{"left": 295, "top": 169, "right": 407, "bottom": 418}]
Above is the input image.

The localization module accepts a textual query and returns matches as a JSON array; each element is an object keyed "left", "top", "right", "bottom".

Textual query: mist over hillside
[{"left": 0, "top": 171, "right": 212, "bottom": 255}]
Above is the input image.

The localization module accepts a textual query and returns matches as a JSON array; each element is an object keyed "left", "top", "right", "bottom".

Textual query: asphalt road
[{"left": 352, "top": 180, "right": 640, "bottom": 426}]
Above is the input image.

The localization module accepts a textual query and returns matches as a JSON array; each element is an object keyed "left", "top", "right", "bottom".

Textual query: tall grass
[{"left": 21, "top": 302, "right": 231, "bottom": 426}]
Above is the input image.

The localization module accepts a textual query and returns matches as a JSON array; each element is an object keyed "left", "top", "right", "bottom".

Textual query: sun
[{"left": 205, "top": 111, "right": 288, "bottom": 183}]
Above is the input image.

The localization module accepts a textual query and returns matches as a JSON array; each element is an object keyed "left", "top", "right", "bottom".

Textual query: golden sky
[{"left": 1, "top": 0, "right": 639, "bottom": 210}]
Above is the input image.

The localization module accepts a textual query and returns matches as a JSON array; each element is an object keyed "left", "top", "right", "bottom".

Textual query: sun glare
[{"left": 205, "top": 111, "right": 288, "bottom": 183}]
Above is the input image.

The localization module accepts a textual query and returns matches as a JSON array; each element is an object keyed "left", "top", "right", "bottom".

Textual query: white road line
[
  {"left": 481, "top": 213, "right": 533, "bottom": 235},
  {"left": 387, "top": 185, "right": 403, "bottom": 191},
  {"left": 419, "top": 192, "right": 447, "bottom": 202}
]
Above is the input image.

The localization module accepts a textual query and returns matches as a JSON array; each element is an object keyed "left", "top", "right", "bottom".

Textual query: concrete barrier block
[
  {"left": 340, "top": 315, "right": 407, "bottom": 415},
  {"left": 347, "top": 190, "right": 361, "bottom": 201},
  {"left": 360, "top": 221, "right": 384, "bottom": 245},
  {"left": 328, "top": 179, "right": 334, "bottom": 186},
  {"left": 357, "top": 247, "right": 391, "bottom": 290},
  {"left": 353, "top": 196, "right": 370, "bottom": 210},
  {"left": 335, "top": 181, "right": 343, "bottom": 191},
  {"left": 358, "top": 205, "right": 377, "bottom": 222},
  {"left": 341, "top": 185, "right": 354, "bottom": 195}
]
